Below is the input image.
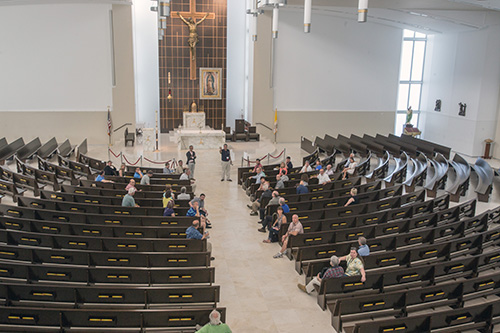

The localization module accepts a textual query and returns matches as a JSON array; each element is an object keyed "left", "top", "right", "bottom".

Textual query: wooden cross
[{"left": 172, "top": 0, "right": 215, "bottom": 80}]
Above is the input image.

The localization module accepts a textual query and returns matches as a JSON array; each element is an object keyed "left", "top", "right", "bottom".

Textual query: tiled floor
[{"left": 3, "top": 134, "right": 500, "bottom": 333}]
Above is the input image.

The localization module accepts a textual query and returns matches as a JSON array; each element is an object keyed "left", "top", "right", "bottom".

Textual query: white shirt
[
  {"left": 325, "top": 169, "right": 334, "bottom": 176},
  {"left": 180, "top": 173, "right": 189, "bottom": 180},
  {"left": 300, "top": 165, "right": 313, "bottom": 173},
  {"left": 317, "top": 173, "right": 331, "bottom": 184}
]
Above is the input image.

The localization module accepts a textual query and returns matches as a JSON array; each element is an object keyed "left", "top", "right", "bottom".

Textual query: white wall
[
  {"left": 421, "top": 25, "right": 500, "bottom": 157},
  {"left": 274, "top": 10, "right": 401, "bottom": 112},
  {"left": 0, "top": 4, "right": 113, "bottom": 111},
  {"left": 226, "top": 0, "right": 247, "bottom": 126},
  {"left": 132, "top": 0, "right": 159, "bottom": 128}
]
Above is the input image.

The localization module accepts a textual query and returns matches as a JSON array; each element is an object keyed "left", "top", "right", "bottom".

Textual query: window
[{"left": 395, "top": 29, "right": 427, "bottom": 136}]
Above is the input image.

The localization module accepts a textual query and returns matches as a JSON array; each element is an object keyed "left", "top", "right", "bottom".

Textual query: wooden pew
[
  {"left": 0, "top": 204, "right": 198, "bottom": 227},
  {"left": 79, "top": 153, "right": 106, "bottom": 170},
  {"left": 473, "top": 157, "right": 494, "bottom": 202},
  {"left": 0, "top": 137, "right": 7, "bottom": 151},
  {"left": 57, "top": 139, "right": 76, "bottom": 158},
  {"left": 58, "top": 154, "right": 93, "bottom": 176},
  {"left": 446, "top": 153, "right": 471, "bottom": 202},
  {"left": 0, "top": 306, "right": 225, "bottom": 332},
  {"left": 2, "top": 283, "right": 220, "bottom": 308},
  {"left": 36, "top": 137, "right": 58, "bottom": 159},
  {"left": 16, "top": 158, "right": 63, "bottom": 191},
  {"left": 76, "top": 138, "right": 87, "bottom": 160},
  {"left": 15, "top": 137, "right": 41, "bottom": 162},
  {"left": 79, "top": 179, "right": 192, "bottom": 193},
  {"left": 300, "top": 137, "right": 317, "bottom": 154},
  {"left": 0, "top": 179, "right": 26, "bottom": 202},
  {"left": 383, "top": 151, "right": 408, "bottom": 186},
  {"left": 1, "top": 166, "right": 43, "bottom": 196},
  {"left": 424, "top": 153, "right": 448, "bottom": 197},
  {"left": 60, "top": 184, "right": 194, "bottom": 199},
  {"left": 0, "top": 137, "right": 25, "bottom": 165},
  {"left": 38, "top": 156, "right": 80, "bottom": 185},
  {"left": 402, "top": 153, "right": 428, "bottom": 192}
]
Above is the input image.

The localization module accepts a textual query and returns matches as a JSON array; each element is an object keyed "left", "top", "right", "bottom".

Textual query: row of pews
[
  {"left": 0, "top": 150, "right": 224, "bottom": 331},
  {"left": 240, "top": 133, "right": 500, "bottom": 332}
]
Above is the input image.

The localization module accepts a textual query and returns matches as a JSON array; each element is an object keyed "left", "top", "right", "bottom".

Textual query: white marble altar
[
  {"left": 173, "top": 128, "right": 225, "bottom": 150},
  {"left": 183, "top": 112, "right": 205, "bottom": 129},
  {"left": 142, "top": 128, "right": 156, "bottom": 152}
]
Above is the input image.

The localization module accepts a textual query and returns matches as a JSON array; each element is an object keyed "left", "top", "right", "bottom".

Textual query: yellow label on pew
[{"left": 32, "top": 292, "right": 53, "bottom": 297}]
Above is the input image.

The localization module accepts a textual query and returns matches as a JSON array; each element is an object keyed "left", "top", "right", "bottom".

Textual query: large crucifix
[{"left": 172, "top": 0, "right": 215, "bottom": 80}]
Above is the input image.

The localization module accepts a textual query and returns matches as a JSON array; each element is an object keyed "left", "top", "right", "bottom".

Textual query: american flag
[{"left": 107, "top": 108, "right": 112, "bottom": 136}]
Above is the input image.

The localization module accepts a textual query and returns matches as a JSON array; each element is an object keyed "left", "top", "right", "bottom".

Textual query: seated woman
[
  {"left": 342, "top": 156, "right": 357, "bottom": 180},
  {"left": 262, "top": 206, "right": 287, "bottom": 243},
  {"left": 339, "top": 247, "right": 366, "bottom": 282},
  {"left": 95, "top": 170, "right": 113, "bottom": 183},
  {"left": 163, "top": 200, "right": 175, "bottom": 217},
  {"left": 277, "top": 162, "right": 288, "bottom": 176},
  {"left": 344, "top": 188, "right": 359, "bottom": 207},
  {"left": 252, "top": 158, "right": 263, "bottom": 173},
  {"left": 163, "top": 190, "right": 174, "bottom": 208},
  {"left": 117, "top": 163, "right": 126, "bottom": 177}
]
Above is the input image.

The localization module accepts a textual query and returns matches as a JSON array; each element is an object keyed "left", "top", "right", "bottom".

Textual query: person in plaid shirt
[{"left": 297, "top": 255, "right": 344, "bottom": 294}]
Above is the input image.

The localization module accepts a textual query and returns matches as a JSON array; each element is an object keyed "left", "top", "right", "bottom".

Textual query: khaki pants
[
  {"left": 188, "top": 162, "right": 195, "bottom": 179},
  {"left": 305, "top": 277, "right": 321, "bottom": 293},
  {"left": 221, "top": 161, "right": 231, "bottom": 180}
]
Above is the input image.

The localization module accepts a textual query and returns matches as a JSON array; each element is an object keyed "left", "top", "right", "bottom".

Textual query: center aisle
[{"left": 190, "top": 144, "right": 333, "bottom": 332}]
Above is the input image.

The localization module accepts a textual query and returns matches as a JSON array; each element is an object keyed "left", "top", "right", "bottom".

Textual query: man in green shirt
[
  {"left": 196, "top": 310, "right": 232, "bottom": 333},
  {"left": 122, "top": 188, "right": 139, "bottom": 207}
]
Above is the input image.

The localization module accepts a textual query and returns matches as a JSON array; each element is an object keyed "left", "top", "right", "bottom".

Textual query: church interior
[{"left": 1, "top": 0, "right": 500, "bottom": 332}]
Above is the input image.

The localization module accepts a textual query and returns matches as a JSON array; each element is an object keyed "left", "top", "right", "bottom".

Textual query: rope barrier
[
  {"left": 108, "top": 149, "right": 122, "bottom": 158},
  {"left": 123, "top": 155, "right": 142, "bottom": 166},
  {"left": 143, "top": 157, "right": 172, "bottom": 165},
  {"left": 268, "top": 150, "right": 285, "bottom": 159}
]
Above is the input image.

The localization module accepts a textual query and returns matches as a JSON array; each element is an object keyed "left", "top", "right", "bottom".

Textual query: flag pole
[{"left": 107, "top": 106, "right": 111, "bottom": 160}]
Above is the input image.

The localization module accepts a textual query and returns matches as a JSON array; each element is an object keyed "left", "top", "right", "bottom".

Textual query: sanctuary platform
[{"left": 173, "top": 127, "right": 225, "bottom": 150}]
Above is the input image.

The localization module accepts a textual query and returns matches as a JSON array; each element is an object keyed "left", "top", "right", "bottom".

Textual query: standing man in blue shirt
[{"left": 219, "top": 144, "right": 232, "bottom": 182}]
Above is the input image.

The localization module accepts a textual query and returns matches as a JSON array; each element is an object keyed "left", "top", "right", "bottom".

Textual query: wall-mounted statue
[
  {"left": 459, "top": 102, "right": 467, "bottom": 116},
  {"left": 434, "top": 99, "right": 441, "bottom": 112}
]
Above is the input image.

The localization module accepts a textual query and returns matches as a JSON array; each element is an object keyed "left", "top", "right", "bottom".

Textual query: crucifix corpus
[{"left": 173, "top": 0, "right": 215, "bottom": 80}]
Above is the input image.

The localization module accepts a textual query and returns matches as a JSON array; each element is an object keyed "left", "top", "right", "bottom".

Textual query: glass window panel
[
  {"left": 397, "top": 84, "right": 410, "bottom": 110},
  {"left": 403, "top": 29, "right": 415, "bottom": 38},
  {"left": 411, "top": 41, "right": 426, "bottom": 81},
  {"left": 395, "top": 113, "right": 407, "bottom": 136},
  {"left": 412, "top": 113, "right": 420, "bottom": 127},
  {"left": 399, "top": 41, "right": 413, "bottom": 81},
  {"left": 408, "top": 84, "right": 421, "bottom": 110},
  {"left": 415, "top": 32, "right": 426, "bottom": 38}
]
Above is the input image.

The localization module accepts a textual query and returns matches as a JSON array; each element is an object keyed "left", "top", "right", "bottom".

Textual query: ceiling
[
  {"left": 0, "top": 0, "right": 131, "bottom": 5},
  {"left": 281, "top": 0, "right": 500, "bottom": 34}
]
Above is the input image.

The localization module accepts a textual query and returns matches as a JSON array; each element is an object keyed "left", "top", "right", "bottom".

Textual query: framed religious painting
[{"left": 200, "top": 68, "right": 222, "bottom": 99}]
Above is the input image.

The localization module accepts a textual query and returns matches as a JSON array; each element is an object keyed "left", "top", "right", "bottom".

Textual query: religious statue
[
  {"left": 191, "top": 100, "right": 197, "bottom": 113},
  {"left": 406, "top": 106, "right": 413, "bottom": 124},
  {"left": 459, "top": 102, "right": 467, "bottom": 117},
  {"left": 178, "top": 12, "right": 209, "bottom": 61}
]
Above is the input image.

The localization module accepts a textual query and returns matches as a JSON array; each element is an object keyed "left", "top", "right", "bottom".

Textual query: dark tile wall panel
[{"left": 159, "top": 0, "right": 227, "bottom": 132}]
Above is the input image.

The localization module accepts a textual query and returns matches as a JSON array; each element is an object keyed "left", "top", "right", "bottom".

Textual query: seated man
[
  {"left": 249, "top": 182, "right": 272, "bottom": 216},
  {"left": 185, "top": 220, "right": 213, "bottom": 260},
  {"left": 252, "top": 167, "right": 266, "bottom": 185},
  {"left": 95, "top": 170, "right": 113, "bottom": 183},
  {"left": 103, "top": 160, "right": 118, "bottom": 176},
  {"left": 195, "top": 309, "right": 231, "bottom": 333},
  {"left": 325, "top": 164, "right": 334, "bottom": 176},
  {"left": 190, "top": 194, "right": 208, "bottom": 217},
  {"left": 275, "top": 174, "right": 285, "bottom": 190},
  {"left": 122, "top": 188, "right": 139, "bottom": 207},
  {"left": 257, "top": 190, "right": 280, "bottom": 227},
  {"left": 296, "top": 180, "right": 309, "bottom": 194},
  {"left": 252, "top": 159, "right": 263, "bottom": 173},
  {"left": 273, "top": 214, "right": 304, "bottom": 258},
  {"left": 175, "top": 160, "right": 184, "bottom": 174},
  {"left": 140, "top": 170, "right": 153, "bottom": 185},
  {"left": 133, "top": 168, "right": 144, "bottom": 179},
  {"left": 339, "top": 247, "right": 366, "bottom": 282},
  {"left": 279, "top": 197, "right": 290, "bottom": 213},
  {"left": 125, "top": 179, "right": 136, "bottom": 191},
  {"left": 357, "top": 236, "right": 370, "bottom": 256},
  {"left": 187, "top": 201, "right": 201, "bottom": 217},
  {"left": 163, "top": 161, "right": 172, "bottom": 174},
  {"left": 316, "top": 168, "right": 331, "bottom": 185},
  {"left": 177, "top": 186, "right": 191, "bottom": 200},
  {"left": 299, "top": 160, "right": 312, "bottom": 173},
  {"left": 297, "top": 255, "right": 344, "bottom": 294},
  {"left": 180, "top": 168, "right": 191, "bottom": 180},
  {"left": 286, "top": 156, "right": 293, "bottom": 171}
]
